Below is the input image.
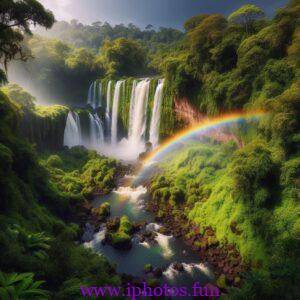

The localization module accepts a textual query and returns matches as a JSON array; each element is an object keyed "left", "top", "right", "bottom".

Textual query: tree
[
  {"left": 0, "top": 0, "right": 54, "bottom": 82},
  {"left": 96, "top": 38, "right": 147, "bottom": 77},
  {"left": 145, "top": 24, "right": 154, "bottom": 31},
  {"left": 183, "top": 14, "right": 209, "bottom": 31},
  {"left": 228, "top": 4, "right": 265, "bottom": 34}
]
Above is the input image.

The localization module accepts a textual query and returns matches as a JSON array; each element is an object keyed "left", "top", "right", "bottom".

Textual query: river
[{"left": 84, "top": 174, "right": 215, "bottom": 290}]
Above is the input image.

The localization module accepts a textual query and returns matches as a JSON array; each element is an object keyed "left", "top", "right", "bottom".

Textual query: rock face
[
  {"left": 174, "top": 97, "right": 243, "bottom": 147},
  {"left": 20, "top": 106, "right": 69, "bottom": 151},
  {"left": 173, "top": 262, "right": 184, "bottom": 272}
]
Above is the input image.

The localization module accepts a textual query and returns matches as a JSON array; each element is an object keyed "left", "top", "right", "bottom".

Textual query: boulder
[{"left": 173, "top": 262, "right": 184, "bottom": 272}]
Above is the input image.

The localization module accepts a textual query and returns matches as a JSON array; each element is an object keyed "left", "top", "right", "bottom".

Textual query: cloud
[{"left": 39, "top": 0, "right": 73, "bottom": 21}]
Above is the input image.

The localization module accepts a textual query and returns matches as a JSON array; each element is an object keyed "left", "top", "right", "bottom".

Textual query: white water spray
[
  {"left": 87, "top": 81, "right": 102, "bottom": 110},
  {"left": 89, "top": 113, "right": 104, "bottom": 149},
  {"left": 111, "top": 80, "right": 124, "bottom": 144},
  {"left": 63, "top": 111, "right": 82, "bottom": 147},
  {"left": 105, "top": 81, "right": 112, "bottom": 132},
  {"left": 128, "top": 79, "right": 150, "bottom": 145},
  {"left": 149, "top": 79, "right": 164, "bottom": 147},
  {"left": 128, "top": 80, "right": 137, "bottom": 138}
]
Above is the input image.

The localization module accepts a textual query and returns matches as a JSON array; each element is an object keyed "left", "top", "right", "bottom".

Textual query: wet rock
[
  {"left": 157, "top": 226, "right": 171, "bottom": 235},
  {"left": 173, "top": 262, "right": 184, "bottom": 272},
  {"left": 106, "top": 217, "right": 120, "bottom": 232},
  {"left": 91, "top": 202, "right": 110, "bottom": 222},
  {"left": 81, "top": 222, "right": 95, "bottom": 242}
]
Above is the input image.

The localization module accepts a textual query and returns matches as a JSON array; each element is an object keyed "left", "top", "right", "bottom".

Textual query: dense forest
[{"left": 0, "top": 0, "right": 299, "bottom": 299}]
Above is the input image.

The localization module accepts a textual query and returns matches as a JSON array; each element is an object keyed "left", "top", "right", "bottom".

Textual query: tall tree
[
  {"left": 0, "top": 0, "right": 55, "bottom": 83},
  {"left": 228, "top": 4, "right": 265, "bottom": 34}
]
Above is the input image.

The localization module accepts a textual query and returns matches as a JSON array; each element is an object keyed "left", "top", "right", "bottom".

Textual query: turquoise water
[{"left": 86, "top": 184, "right": 214, "bottom": 289}]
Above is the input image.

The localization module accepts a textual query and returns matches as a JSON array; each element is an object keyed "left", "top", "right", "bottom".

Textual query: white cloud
[{"left": 39, "top": 0, "right": 73, "bottom": 21}]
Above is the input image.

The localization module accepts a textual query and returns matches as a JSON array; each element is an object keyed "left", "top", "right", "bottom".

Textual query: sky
[{"left": 40, "top": 0, "right": 289, "bottom": 29}]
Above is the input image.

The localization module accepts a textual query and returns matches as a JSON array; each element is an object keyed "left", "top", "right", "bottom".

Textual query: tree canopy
[
  {"left": 96, "top": 38, "right": 148, "bottom": 78},
  {"left": 0, "top": 0, "right": 54, "bottom": 82},
  {"left": 228, "top": 4, "right": 265, "bottom": 33}
]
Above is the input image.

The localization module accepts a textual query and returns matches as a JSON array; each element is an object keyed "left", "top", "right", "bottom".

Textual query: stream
[{"left": 84, "top": 174, "right": 215, "bottom": 289}]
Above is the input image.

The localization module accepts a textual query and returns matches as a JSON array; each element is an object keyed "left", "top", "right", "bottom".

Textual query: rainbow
[{"left": 144, "top": 110, "right": 266, "bottom": 164}]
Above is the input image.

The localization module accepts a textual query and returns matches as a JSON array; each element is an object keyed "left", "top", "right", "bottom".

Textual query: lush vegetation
[
  {"left": 146, "top": 1, "right": 300, "bottom": 298},
  {"left": 9, "top": 21, "right": 183, "bottom": 105},
  {"left": 0, "top": 88, "right": 123, "bottom": 298},
  {"left": 0, "top": 0, "right": 299, "bottom": 299},
  {"left": 149, "top": 135, "right": 299, "bottom": 298}
]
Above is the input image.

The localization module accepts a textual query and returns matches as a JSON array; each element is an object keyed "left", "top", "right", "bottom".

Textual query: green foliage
[
  {"left": 0, "top": 0, "right": 54, "bottom": 70},
  {"left": 8, "top": 224, "right": 51, "bottom": 260},
  {"left": 96, "top": 38, "right": 147, "bottom": 78},
  {"left": 230, "top": 139, "right": 277, "bottom": 205},
  {"left": 65, "top": 47, "right": 99, "bottom": 73},
  {"left": 108, "top": 216, "right": 133, "bottom": 247},
  {"left": 184, "top": 14, "right": 210, "bottom": 31},
  {"left": 0, "top": 91, "right": 122, "bottom": 297},
  {"left": 159, "top": 0, "right": 299, "bottom": 122},
  {"left": 0, "top": 271, "right": 48, "bottom": 299},
  {"left": 149, "top": 135, "right": 299, "bottom": 298},
  {"left": 2, "top": 83, "right": 36, "bottom": 111},
  {"left": 81, "top": 157, "right": 119, "bottom": 197},
  {"left": 228, "top": 4, "right": 265, "bottom": 34},
  {"left": 10, "top": 36, "right": 101, "bottom": 105}
]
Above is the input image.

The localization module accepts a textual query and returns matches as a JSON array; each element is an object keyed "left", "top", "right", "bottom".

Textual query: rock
[
  {"left": 106, "top": 232, "right": 132, "bottom": 250},
  {"left": 105, "top": 216, "right": 133, "bottom": 250},
  {"left": 157, "top": 226, "right": 171, "bottom": 235},
  {"left": 106, "top": 217, "right": 120, "bottom": 232},
  {"left": 138, "top": 234, "right": 145, "bottom": 243},
  {"left": 144, "top": 264, "right": 153, "bottom": 273},
  {"left": 81, "top": 222, "right": 95, "bottom": 242},
  {"left": 153, "top": 267, "right": 163, "bottom": 278},
  {"left": 91, "top": 202, "right": 110, "bottom": 222},
  {"left": 173, "top": 262, "right": 184, "bottom": 272}
]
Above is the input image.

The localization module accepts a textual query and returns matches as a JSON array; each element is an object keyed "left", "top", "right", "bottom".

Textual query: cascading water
[
  {"left": 105, "top": 80, "right": 112, "bottom": 135},
  {"left": 128, "top": 79, "right": 150, "bottom": 145},
  {"left": 149, "top": 79, "right": 164, "bottom": 147},
  {"left": 128, "top": 80, "right": 137, "bottom": 138},
  {"left": 63, "top": 111, "right": 82, "bottom": 147},
  {"left": 87, "top": 81, "right": 102, "bottom": 110},
  {"left": 81, "top": 78, "right": 164, "bottom": 160},
  {"left": 89, "top": 112, "right": 104, "bottom": 149},
  {"left": 111, "top": 80, "right": 124, "bottom": 144}
]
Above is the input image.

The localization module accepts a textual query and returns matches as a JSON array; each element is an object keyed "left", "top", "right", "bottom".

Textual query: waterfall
[
  {"left": 149, "top": 79, "right": 164, "bottom": 147},
  {"left": 105, "top": 80, "right": 112, "bottom": 136},
  {"left": 128, "top": 79, "right": 150, "bottom": 145},
  {"left": 128, "top": 80, "right": 137, "bottom": 138},
  {"left": 87, "top": 81, "right": 102, "bottom": 110},
  {"left": 111, "top": 80, "right": 124, "bottom": 144},
  {"left": 63, "top": 111, "right": 82, "bottom": 147},
  {"left": 89, "top": 112, "right": 104, "bottom": 149}
]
